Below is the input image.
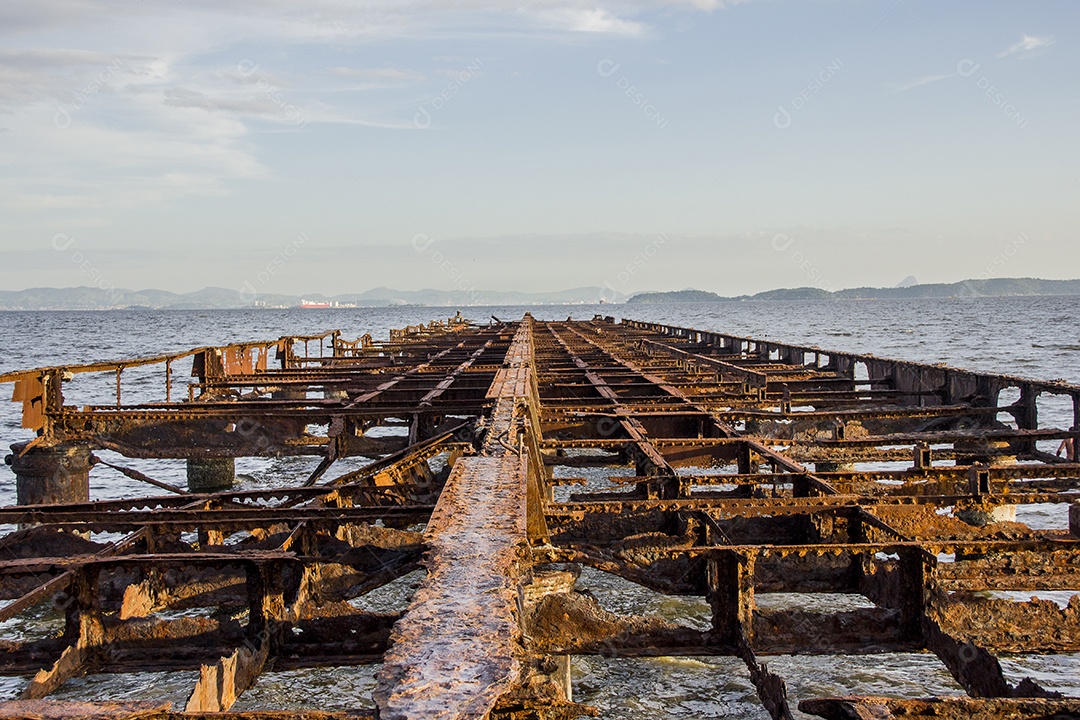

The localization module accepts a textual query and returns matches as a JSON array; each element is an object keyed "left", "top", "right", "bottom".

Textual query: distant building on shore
[{"left": 299, "top": 299, "right": 357, "bottom": 308}]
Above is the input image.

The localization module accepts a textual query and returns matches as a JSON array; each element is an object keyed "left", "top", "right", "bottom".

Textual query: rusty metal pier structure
[{"left": 1, "top": 314, "right": 1079, "bottom": 719}]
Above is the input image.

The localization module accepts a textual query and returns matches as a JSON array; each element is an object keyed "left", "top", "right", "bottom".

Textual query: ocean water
[{"left": 1, "top": 296, "right": 1078, "bottom": 715}]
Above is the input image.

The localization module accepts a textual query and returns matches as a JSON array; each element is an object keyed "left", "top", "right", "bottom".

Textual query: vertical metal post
[{"left": 707, "top": 550, "right": 755, "bottom": 646}]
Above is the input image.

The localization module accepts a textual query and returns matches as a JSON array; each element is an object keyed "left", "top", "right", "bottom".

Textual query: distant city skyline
[{"left": 1, "top": 1, "right": 1077, "bottom": 299}]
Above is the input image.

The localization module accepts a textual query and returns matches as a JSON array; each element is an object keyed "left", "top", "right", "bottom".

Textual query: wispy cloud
[
  {"left": 539, "top": 8, "right": 648, "bottom": 36},
  {"left": 0, "top": 0, "right": 738, "bottom": 218},
  {"left": 999, "top": 34, "right": 1055, "bottom": 59},
  {"left": 888, "top": 72, "right": 954, "bottom": 94},
  {"left": 0, "top": 1, "right": 734, "bottom": 40},
  {"left": 327, "top": 66, "right": 424, "bottom": 83}
]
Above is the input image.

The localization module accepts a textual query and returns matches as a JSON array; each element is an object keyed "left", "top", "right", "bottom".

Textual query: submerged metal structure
[{"left": 1, "top": 314, "right": 1079, "bottom": 719}]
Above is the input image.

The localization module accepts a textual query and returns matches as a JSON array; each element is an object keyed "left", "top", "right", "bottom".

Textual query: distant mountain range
[
  {"left": 1, "top": 277, "right": 1078, "bottom": 310},
  {"left": 627, "top": 278, "right": 1080, "bottom": 303},
  {"left": 0, "top": 285, "right": 627, "bottom": 310}
]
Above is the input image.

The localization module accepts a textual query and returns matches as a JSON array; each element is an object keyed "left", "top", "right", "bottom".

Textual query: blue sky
[{"left": 0, "top": 1, "right": 1076, "bottom": 297}]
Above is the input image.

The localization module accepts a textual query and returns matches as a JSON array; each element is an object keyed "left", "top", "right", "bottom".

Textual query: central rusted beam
[{"left": 374, "top": 318, "right": 535, "bottom": 720}]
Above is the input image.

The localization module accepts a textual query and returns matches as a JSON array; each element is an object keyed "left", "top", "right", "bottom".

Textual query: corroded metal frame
[{"left": 0, "top": 314, "right": 1078, "bottom": 719}]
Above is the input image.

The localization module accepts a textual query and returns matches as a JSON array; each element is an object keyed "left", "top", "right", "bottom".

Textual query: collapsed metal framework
[{"left": 1, "top": 314, "right": 1079, "bottom": 719}]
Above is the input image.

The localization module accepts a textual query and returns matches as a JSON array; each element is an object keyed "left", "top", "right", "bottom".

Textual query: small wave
[{"left": 654, "top": 657, "right": 713, "bottom": 670}]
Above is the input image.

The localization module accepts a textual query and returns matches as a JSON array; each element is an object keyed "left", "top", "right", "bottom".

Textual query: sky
[{"left": 0, "top": 0, "right": 1077, "bottom": 299}]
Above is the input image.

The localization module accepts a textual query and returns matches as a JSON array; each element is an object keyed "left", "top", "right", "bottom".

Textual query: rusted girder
[
  {"left": 1, "top": 314, "right": 1078, "bottom": 718},
  {"left": 800, "top": 696, "right": 1080, "bottom": 719},
  {"left": 374, "top": 318, "right": 536, "bottom": 720}
]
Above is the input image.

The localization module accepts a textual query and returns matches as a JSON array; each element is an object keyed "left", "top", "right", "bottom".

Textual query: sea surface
[{"left": 1, "top": 297, "right": 1078, "bottom": 715}]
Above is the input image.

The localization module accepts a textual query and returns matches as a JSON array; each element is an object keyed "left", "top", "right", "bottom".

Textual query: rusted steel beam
[
  {"left": 21, "top": 567, "right": 105, "bottom": 699},
  {"left": 799, "top": 696, "right": 1080, "bottom": 719},
  {"left": 0, "top": 701, "right": 376, "bottom": 719},
  {"left": 416, "top": 340, "right": 495, "bottom": 407},
  {"left": 707, "top": 549, "right": 755, "bottom": 645},
  {"left": 546, "top": 494, "right": 1070, "bottom": 524},
  {"left": 549, "top": 539, "right": 1073, "bottom": 558},
  {"left": 374, "top": 318, "right": 536, "bottom": 720},
  {"left": 185, "top": 639, "right": 269, "bottom": 712},
  {"left": 544, "top": 325, "right": 681, "bottom": 498},
  {"left": 738, "top": 628, "right": 795, "bottom": 720},
  {"left": 348, "top": 334, "right": 498, "bottom": 406},
  {"left": 549, "top": 323, "right": 840, "bottom": 496},
  {"left": 0, "top": 492, "right": 212, "bottom": 623},
  {"left": 929, "top": 592, "right": 1080, "bottom": 653},
  {"left": 621, "top": 318, "right": 1080, "bottom": 400},
  {"left": 0, "top": 505, "right": 435, "bottom": 535},
  {"left": 0, "top": 552, "right": 300, "bottom": 579},
  {"left": 2, "top": 314, "right": 1080, "bottom": 717},
  {"left": 922, "top": 617, "right": 1020, "bottom": 698},
  {"left": 3, "top": 326, "right": 496, "bottom": 458}
]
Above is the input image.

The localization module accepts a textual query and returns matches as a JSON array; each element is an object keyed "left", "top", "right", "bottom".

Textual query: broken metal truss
[{"left": 1, "top": 314, "right": 1078, "bottom": 719}]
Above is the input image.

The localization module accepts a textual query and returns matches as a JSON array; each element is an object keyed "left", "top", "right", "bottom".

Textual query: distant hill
[
  {"left": 627, "top": 278, "right": 1080, "bottom": 304},
  {"left": 835, "top": 278, "right": 1080, "bottom": 299},
  {"left": 3, "top": 277, "right": 1078, "bottom": 310},
  {"left": 0, "top": 285, "right": 627, "bottom": 310},
  {"left": 626, "top": 290, "right": 726, "bottom": 303}
]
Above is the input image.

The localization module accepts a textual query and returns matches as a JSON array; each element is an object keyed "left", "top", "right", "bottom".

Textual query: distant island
[
  {"left": 627, "top": 278, "right": 1080, "bottom": 303},
  {"left": 1, "top": 277, "right": 1078, "bottom": 310}
]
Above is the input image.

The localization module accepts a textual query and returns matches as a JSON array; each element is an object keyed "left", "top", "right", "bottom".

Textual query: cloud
[
  {"left": 888, "top": 72, "right": 954, "bottom": 94},
  {"left": 163, "top": 86, "right": 286, "bottom": 115},
  {"left": 0, "top": 50, "right": 154, "bottom": 107},
  {"left": 999, "top": 34, "right": 1055, "bottom": 59},
  {"left": 327, "top": 66, "right": 424, "bottom": 83},
  {"left": 0, "top": 1, "right": 740, "bottom": 43},
  {"left": 0, "top": 0, "right": 739, "bottom": 220},
  {"left": 539, "top": 8, "right": 648, "bottom": 36}
]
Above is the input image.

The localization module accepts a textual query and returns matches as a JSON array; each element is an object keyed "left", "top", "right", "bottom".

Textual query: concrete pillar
[
  {"left": 187, "top": 457, "right": 235, "bottom": 492},
  {"left": 954, "top": 439, "right": 1016, "bottom": 466},
  {"left": 6, "top": 442, "right": 92, "bottom": 506},
  {"left": 957, "top": 504, "right": 1017, "bottom": 527}
]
